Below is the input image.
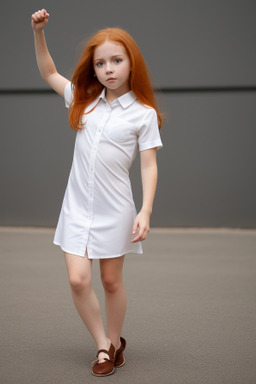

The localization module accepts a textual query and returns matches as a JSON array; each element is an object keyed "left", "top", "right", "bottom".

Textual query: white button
[
  {"left": 90, "top": 168, "right": 93, "bottom": 172},
  {"left": 93, "top": 148, "right": 96, "bottom": 152}
]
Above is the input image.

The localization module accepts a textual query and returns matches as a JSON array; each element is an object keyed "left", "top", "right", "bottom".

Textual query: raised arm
[{"left": 31, "top": 9, "right": 69, "bottom": 98}]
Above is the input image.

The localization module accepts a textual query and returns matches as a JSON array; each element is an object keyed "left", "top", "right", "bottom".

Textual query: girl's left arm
[{"left": 131, "top": 148, "right": 158, "bottom": 243}]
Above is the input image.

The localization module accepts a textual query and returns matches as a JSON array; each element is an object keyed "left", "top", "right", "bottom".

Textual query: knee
[
  {"left": 69, "top": 273, "right": 91, "bottom": 295},
  {"left": 101, "top": 272, "right": 120, "bottom": 294}
]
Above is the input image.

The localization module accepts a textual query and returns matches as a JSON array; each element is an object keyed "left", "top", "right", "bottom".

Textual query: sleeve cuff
[{"left": 139, "top": 140, "right": 163, "bottom": 152}]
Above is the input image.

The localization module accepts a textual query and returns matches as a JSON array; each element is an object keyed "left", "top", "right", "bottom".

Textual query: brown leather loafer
[
  {"left": 114, "top": 337, "right": 126, "bottom": 368},
  {"left": 91, "top": 343, "right": 115, "bottom": 377}
]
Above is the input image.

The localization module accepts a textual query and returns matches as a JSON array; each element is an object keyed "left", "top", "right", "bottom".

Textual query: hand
[
  {"left": 31, "top": 9, "right": 50, "bottom": 31},
  {"left": 131, "top": 210, "right": 150, "bottom": 243}
]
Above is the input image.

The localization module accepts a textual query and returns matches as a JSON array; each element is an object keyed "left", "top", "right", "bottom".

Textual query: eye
[
  {"left": 114, "top": 58, "right": 122, "bottom": 64},
  {"left": 96, "top": 62, "right": 104, "bottom": 68}
]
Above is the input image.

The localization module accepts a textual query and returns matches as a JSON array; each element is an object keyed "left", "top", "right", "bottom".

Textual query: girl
[{"left": 31, "top": 9, "right": 163, "bottom": 377}]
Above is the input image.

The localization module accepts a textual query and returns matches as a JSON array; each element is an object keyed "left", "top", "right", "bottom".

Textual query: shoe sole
[{"left": 91, "top": 368, "right": 115, "bottom": 377}]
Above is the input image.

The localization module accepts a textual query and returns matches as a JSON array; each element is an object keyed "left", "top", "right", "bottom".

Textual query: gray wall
[{"left": 1, "top": 0, "right": 256, "bottom": 228}]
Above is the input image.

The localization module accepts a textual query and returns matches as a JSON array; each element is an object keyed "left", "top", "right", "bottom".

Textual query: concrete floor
[{"left": 0, "top": 227, "right": 256, "bottom": 384}]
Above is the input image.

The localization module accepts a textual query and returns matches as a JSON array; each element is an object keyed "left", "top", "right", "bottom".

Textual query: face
[{"left": 93, "top": 40, "right": 131, "bottom": 98}]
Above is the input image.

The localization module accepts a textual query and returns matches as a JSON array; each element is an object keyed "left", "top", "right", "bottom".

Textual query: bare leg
[
  {"left": 100, "top": 256, "right": 126, "bottom": 350},
  {"left": 64, "top": 251, "right": 110, "bottom": 361}
]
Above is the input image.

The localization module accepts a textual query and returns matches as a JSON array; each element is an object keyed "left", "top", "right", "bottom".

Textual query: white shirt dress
[{"left": 53, "top": 82, "right": 163, "bottom": 259}]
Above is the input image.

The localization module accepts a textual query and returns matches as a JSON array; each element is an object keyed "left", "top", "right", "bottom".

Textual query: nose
[{"left": 105, "top": 62, "right": 113, "bottom": 74}]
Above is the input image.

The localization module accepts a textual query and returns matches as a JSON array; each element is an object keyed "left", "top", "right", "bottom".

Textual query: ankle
[
  {"left": 109, "top": 337, "right": 121, "bottom": 351},
  {"left": 115, "top": 340, "right": 121, "bottom": 351},
  {"left": 105, "top": 337, "right": 112, "bottom": 348},
  {"left": 98, "top": 337, "right": 111, "bottom": 351}
]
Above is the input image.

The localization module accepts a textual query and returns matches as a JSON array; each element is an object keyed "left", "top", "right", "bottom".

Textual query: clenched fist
[{"left": 31, "top": 9, "right": 50, "bottom": 31}]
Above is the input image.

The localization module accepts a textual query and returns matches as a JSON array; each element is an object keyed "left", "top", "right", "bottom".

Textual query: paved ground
[{"left": 1, "top": 227, "right": 256, "bottom": 384}]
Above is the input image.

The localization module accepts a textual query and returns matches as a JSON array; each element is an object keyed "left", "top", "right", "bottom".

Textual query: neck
[{"left": 105, "top": 86, "right": 130, "bottom": 105}]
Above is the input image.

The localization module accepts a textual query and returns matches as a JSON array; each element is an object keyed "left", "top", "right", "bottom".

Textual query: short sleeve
[
  {"left": 138, "top": 108, "right": 163, "bottom": 151},
  {"left": 64, "top": 81, "right": 74, "bottom": 108}
]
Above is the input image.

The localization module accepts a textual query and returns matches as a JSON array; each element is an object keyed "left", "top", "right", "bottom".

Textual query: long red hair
[{"left": 69, "top": 28, "right": 162, "bottom": 130}]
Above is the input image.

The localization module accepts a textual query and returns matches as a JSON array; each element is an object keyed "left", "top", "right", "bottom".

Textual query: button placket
[{"left": 82, "top": 107, "right": 112, "bottom": 246}]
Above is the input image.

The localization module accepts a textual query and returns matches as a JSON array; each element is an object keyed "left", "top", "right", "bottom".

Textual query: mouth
[{"left": 106, "top": 77, "right": 116, "bottom": 82}]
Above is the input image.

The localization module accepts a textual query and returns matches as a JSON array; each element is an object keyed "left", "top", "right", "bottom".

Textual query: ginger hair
[{"left": 69, "top": 28, "right": 162, "bottom": 130}]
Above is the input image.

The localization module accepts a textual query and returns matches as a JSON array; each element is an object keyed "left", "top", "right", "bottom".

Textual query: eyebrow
[{"left": 94, "top": 54, "right": 125, "bottom": 62}]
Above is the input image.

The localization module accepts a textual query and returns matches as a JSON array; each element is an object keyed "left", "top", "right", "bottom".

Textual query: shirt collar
[
  {"left": 99, "top": 88, "right": 107, "bottom": 103},
  {"left": 99, "top": 88, "right": 136, "bottom": 108}
]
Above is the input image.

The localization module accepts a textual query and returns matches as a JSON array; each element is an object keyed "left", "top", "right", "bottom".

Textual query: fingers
[
  {"left": 131, "top": 222, "right": 149, "bottom": 243},
  {"left": 31, "top": 9, "right": 49, "bottom": 23},
  {"left": 132, "top": 220, "right": 139, "bottom": 236}
]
